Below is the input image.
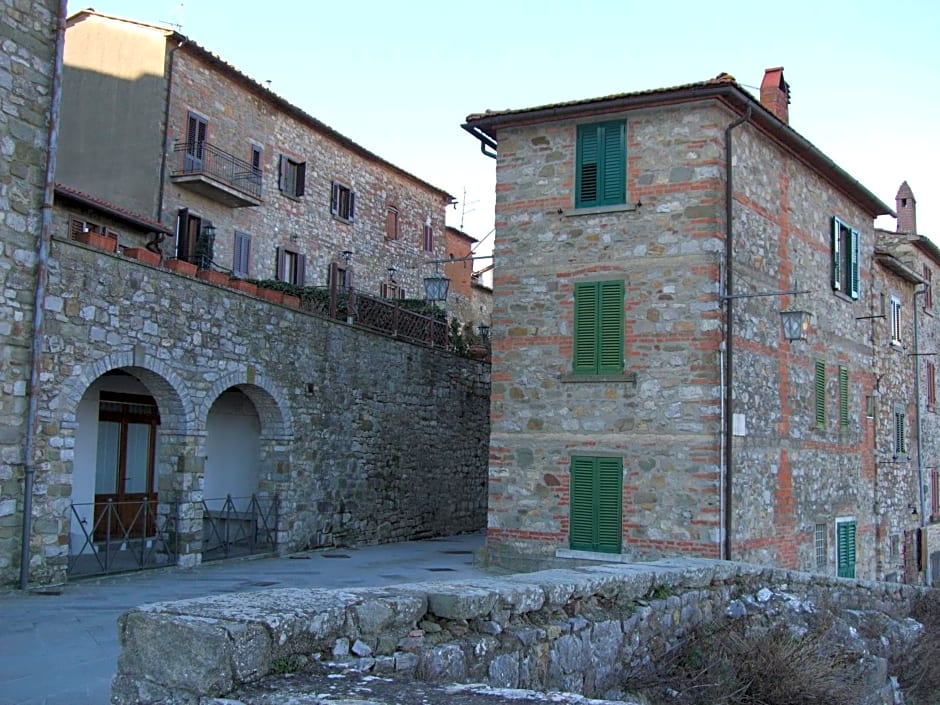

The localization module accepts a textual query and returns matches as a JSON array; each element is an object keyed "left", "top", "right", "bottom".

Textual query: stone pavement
[{"left": 0, "top": 532, "right": 490, "bottom": 705}]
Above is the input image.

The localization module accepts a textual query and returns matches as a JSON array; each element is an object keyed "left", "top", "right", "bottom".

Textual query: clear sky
[{"left": 75, "top": 0, "right": 939, "bottom": 249}]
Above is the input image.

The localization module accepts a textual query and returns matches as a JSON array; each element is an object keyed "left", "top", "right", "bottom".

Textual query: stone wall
[
  {"left": 0, "top": 0, "right": 58, "bottom": 581},
  {"left": 2, "top": 238, "right": 489, "bottom": 585},
  {"left": 111, "top": 558, "right": 930, "bottom": 704}
]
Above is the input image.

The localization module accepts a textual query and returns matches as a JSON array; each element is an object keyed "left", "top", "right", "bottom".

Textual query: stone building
[
  {"left": 463, "top": 68, "right": 934, "bottom": 583},
  {"left": 444, "top": 226, "right": 493, "bottom": 335},
  {"left": 1, "top": 7, "right": 489, "bottom": 587}
]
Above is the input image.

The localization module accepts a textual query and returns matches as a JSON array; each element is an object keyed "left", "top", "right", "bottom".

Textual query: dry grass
[
  {"left": 892, "top": 591, "right": 940, "bottom": 705},
  {"left": 626, "top": 618, "right": 870, "bottom": 705}
]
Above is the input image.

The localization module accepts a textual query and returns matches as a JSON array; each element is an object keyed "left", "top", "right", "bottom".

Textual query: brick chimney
[
  {"left": 760, "top": 67, "right": 790, "bottom": 123},
  {"left": 896, "top": 181, "right": 917, "bottom": 234}
]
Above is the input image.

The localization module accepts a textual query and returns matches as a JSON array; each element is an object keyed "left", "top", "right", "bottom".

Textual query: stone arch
[
  {"left": 57, "top": 349, "right": 194, "bottom": 435},
  {"left": 202, "top": 369, "right": 292, "bottom": 441}
]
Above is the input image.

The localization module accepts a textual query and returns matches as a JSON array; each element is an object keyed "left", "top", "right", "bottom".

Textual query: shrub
[{"left": 893, "top": 591, "right": 940, "bottom": 705}]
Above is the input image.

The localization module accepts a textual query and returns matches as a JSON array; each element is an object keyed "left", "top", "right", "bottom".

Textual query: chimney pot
[{"left": 760, "top": 67, "right": 790, "bottom": 124}]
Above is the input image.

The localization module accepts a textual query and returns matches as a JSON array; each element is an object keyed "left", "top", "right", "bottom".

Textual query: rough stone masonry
[{"left": 112, "top": 558, "right": 929, "bottom": 704}]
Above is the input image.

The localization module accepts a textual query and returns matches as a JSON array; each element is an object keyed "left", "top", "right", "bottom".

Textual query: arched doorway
[
  {"left": 70, "top": 370, "right": 178, "bottom": 576},
  {"left": 202, "top": 386, "right": 273, "bottom": 559}
]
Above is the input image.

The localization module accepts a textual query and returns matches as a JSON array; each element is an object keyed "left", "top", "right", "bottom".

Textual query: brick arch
[
  {"left": 203, "top": 371, "right": 292, "bottom": 440},
  {"left": 58, "top": 351, "right": 194, "bottom": 433}
]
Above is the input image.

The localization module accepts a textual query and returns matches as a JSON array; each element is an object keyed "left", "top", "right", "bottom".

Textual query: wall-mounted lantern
[{"left": 780, "top": 309, "right": 811, "bottom": 342}]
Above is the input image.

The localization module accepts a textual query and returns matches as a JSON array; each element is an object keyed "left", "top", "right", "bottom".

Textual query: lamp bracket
[{"left": 722, "top": 288, "right": 810, "bottom": 301}]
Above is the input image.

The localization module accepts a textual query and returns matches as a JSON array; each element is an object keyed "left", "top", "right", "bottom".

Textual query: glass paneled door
[{"left": 93, "top": 392, "right": 160, "bottom": 540}]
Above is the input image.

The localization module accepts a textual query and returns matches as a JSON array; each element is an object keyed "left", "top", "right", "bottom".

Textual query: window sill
[
  {"left": 832, "top": 290, "right": 859, "bottom": 304},
  {"left": 562, "top": 203, "right": 639, "bottom": 217},
  {"left": 331, "top": 214, "right": 354, "bottom": 225},
  {"left": 560, "top": 372, "right": 637, "bottom": 384},
  {"left": 556, "top": 548, "right": 629, "bottom": 563},
  {"left": 889, "top": 341, "right": 904, "bottom": 351},
  {"left": 280, "top": 192, "right": 303, "bottom": 202}
]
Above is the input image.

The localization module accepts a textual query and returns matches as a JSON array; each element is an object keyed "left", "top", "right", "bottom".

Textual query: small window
[
  {"left": 569, "top": 455, "right": 622, "bottom": 554},
  {"left": 233, "top": 230, "right": 251, "bottom": 277},
  {"left": 380, "top": 282, "right": 405, "bottom": 299},
  {"left": 70, "top": 216, "right": 103, "bottom": 237},
  {"left": 276, "top": 246, "right": 305, "bottom": 285},
  {"left": 423, "top": 223, "right": 434, "bottom": 252},
  {"left": 890, "top": 295, "right": 902, "bottom": 345},
  {"left": 331, "top": 181, "right": 355, "bottom": 221},
  {"left": 814, "top": 523, "right": 827, "bottom": 570},
  {"left": 573, "top": 280, "right": 624, "bottom": 375},
  {"left": 838, "top": 366, "right": 849, "bottom": 427},
  {"left": 814, "top": 360, "right": 826, "bottom": 429},
  {"left": 576, "top": 121, "right": 626, "bottom": 208},
  {"left": 923, "top": 266, "right": 933, "bottom": 311},
  {"left": 386, "top": 206, "right": 399, "bottom": 240},
  {"left": 894, "top": 404, "right": 907, "bottom": 458},
  {"left": 928, "top": 361, "right": 936, "bottom": 409},
  {"left": 831, "top": 216, "right": 860, "bottom": 300},
  {"left": 279, "top": 155, "right": 306, "bottom": 198}
]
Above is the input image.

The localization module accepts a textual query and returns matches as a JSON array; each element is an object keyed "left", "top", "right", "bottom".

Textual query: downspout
[
  {"left": 157, "top": 38, "right": 184, "bottom": 224},
  {"left": 20, "top": 0, "right": 68, "bottom": 590},
  {"left": 722, "top": 106, "right": 751, "bottom": 562},
  {"left": 913, "top": 287, "right": 931, "bottom": 585}
]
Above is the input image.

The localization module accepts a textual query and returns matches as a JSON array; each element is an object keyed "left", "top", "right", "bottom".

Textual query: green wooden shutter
[
  {"left": 837, "top": 521, "right": 856, "bottom": 578},
  {"left": 838, "top": 366, "right": 849, "bottom": 427},
  {"left": 569, "top": 456, "right": 595, "bottom": 551},
  {"left": 831, "top": 218, "right": 842, "bottom": 293},
  {"left": 595, "top": 457, "right": 623, "bottom": 553},
  {"left": 573, "top": 283, "right": 599, "bottom": 374},
  {"left": 576, "top": 126, "right": 599, "bottom": 207},
  {"left": 601, "top": 122, "right": 626, "bottom": 205},
  {"left": 815, "top": 360, "right": 826, "bottom": 429},
  {"left": 598, "top": 281, "right": 624, "bottom": 373},
  {"left": 895, "top": 406, "right": 906, "bottom": 457},
  {"left": 849, "top": 227, "right": 860, "bottom": 299}
]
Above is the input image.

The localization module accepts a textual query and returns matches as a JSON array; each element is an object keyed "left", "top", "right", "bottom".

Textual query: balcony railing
[{"left": 170, "top": 141, "right": 262, "bottom": 206}]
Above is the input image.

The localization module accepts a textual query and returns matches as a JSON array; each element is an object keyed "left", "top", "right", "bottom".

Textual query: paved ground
[{"left": 0, "top": 532, "right": 490, "bottom": 705}]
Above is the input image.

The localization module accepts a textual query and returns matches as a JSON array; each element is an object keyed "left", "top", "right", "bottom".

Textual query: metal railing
[
  {"left": 171, "top": 141, "right": 262, "bottom": 200},
  {"left": 202, "top": 494, "right": 278, "bottom": 561},
  {"left": 68, "top": 497, "right": 178, "bottom": 578}
]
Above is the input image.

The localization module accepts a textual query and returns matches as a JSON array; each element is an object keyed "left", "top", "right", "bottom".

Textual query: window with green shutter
[
  {"left": 832, "top": 216, "right": 859, "bottom": 299},
  {"left": 576, "top": 121, "right": 626, "bottom": 208},
  {"left": 838, "top": 366, "right": 849, "bottom": 427},
  {"left": 569, "top": 455, "right": 623, "bottom": 553},
  {"left": 836, "top": 520, "right": 856, "bottom": 578},
  {"left": 814, "top": 360, "right": 826, "bottom": 429},
  {"left": 573, "top": 281, "right": 624, "bottom": 375}
]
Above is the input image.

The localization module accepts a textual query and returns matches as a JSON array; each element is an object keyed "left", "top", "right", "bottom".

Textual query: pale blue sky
[{"left": 76, "top": 0, "right": 939, "bottom": 246}]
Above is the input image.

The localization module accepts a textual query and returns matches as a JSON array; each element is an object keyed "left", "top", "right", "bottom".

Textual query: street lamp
[{"left": 779, "top": 309, "right": 811, "bottom": 342}]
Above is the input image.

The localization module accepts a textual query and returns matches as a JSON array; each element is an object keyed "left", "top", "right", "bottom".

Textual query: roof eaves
[
  {"left": 54, "top": 183, "right": 174, "bottom": 234},
  {"left": 464, "top": 79, "right": 893, "bottom": 219},
  {"left": 875, "top": 248, "right": 926, "bottom": 284}
]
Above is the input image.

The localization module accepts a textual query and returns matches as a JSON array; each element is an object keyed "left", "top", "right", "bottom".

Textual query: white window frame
[{"left": 890, "top": 294, "right": 902, "bottom": 346}]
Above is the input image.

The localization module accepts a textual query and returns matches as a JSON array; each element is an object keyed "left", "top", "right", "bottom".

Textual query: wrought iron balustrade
[{"left": 172, "top": 141, "right": 262, "bottom": 200}]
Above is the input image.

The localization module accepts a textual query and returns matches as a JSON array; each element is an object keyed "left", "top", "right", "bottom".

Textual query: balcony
[{"left": 170, "top": 141, "right": 263, "bottom": 207}]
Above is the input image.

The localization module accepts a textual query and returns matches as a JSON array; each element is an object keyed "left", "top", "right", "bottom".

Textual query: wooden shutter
[
  {"left": 831, "top": 217, "right": 842, "bottom": 293},
  {"left": 895, "top": 407, "right": 906, "bottom": 456},
  {"left": 295, "top": 254, "right": 306, "bottom": 286},
  {"left": 598, "top": 280, "right": 624, "bottom": 373},
  {"left": 576, "top": 125, "right": 599, "bottom": 207},
  {"left": 569, "top": 456, "right": 595, "bottom": 551},
  {"left": 275, "top": 246, "right": 285, "bottom": 280},
  {"left": 278, "top": 156, "right": 287, "bottom": 193},
  {"left": 601, "top": 122, "right": 626, "bottom": 205},
  {"left": 233, "top": 231, "right": 251, "bottom": 276},
  {"left": 330, "top": 181, "right": 339, "bottom": 215},
  {"left": 814, "top": 360, "right": 826, "bottom": 429},
  {"left": 595, "top": 457, "right": 623, "bottom": 553},
  {"left": 386, "top": 207, "right": 399, "bottom": 240},
  {"left": 348, "top": 190, "right": 356, "bottom": 221},
  {"left": 295, "top": 162, "right": 306, "bottom": 197},
  {"left": 838, "top": 366, "right": 849, "bottom": 427},
  {"left": 849, "top": 227, "right": 860, "bottom": 299},
  {"left": 573, "top": 283, "right": 599, "bottom": 373},
  {"left": 837, "top": 521, "right": 856, "bottom": 578},
  {"left": 928, "top": 362, "right": 936, "bottom": 407}
]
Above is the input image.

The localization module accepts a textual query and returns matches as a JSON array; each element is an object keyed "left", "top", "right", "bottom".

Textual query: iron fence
[
  {"left": 171, "top": 141, "right": 262, "bottom": 199},
  {"left": 201, "top": 494, "right": 279, "bottom": 561},
  {"left": 68, "top": 497, "right": 178, "bottom": 578}
]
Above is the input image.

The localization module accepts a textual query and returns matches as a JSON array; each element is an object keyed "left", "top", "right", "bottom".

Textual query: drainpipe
[
  {"left": 20, "top": 0, "right": 68, "bottom": 590},
  {"left": 913, "top": 287, "right": 931, "bottom": 586},
  {"left": 157, "top": 38, "right": 185, "bottom": 224},
  {"left": 722, "top": 106, "right": 751, "bottom": 562}
]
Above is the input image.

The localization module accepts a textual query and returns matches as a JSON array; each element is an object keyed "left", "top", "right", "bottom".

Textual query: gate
[
  {"left": 68, "top": 497, "right": 179, "bottom": 578},
  {"left": 201, "top": 494, "right": 279, "bottom": 561}
]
